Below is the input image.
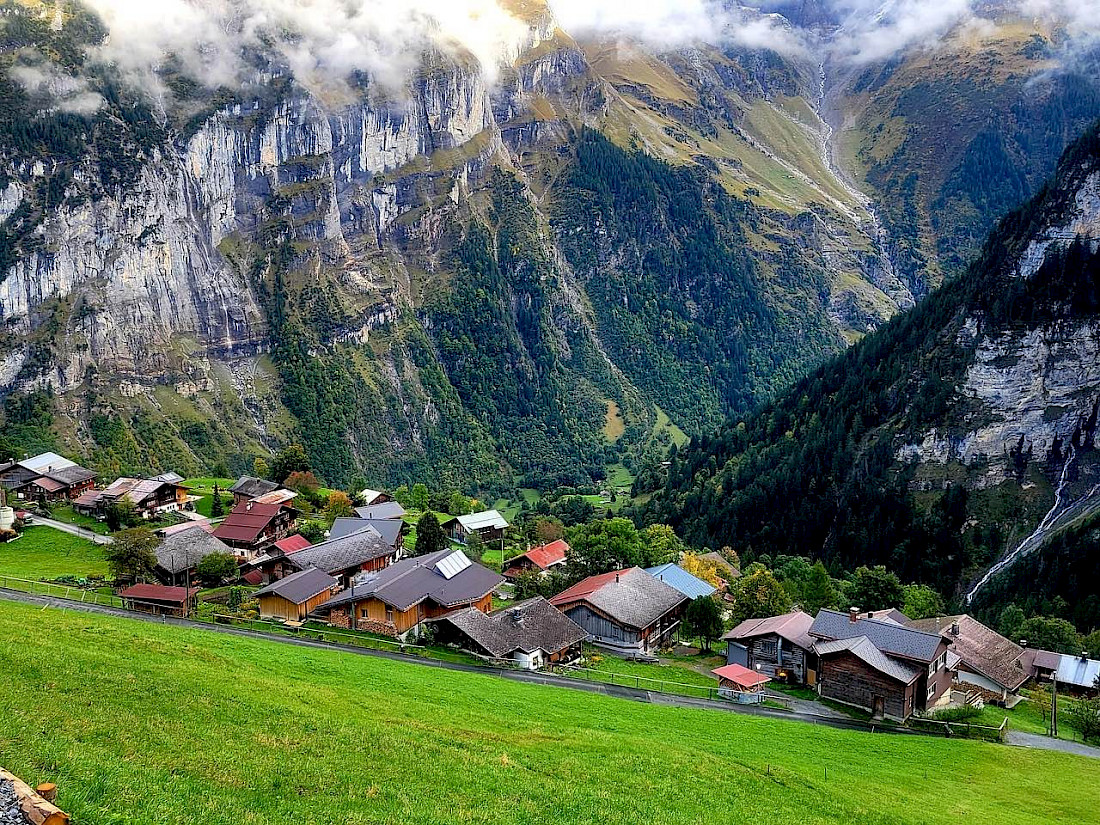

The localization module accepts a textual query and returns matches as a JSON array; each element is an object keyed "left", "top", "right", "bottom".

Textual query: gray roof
[
  {"left": 155, "top": 526, "right": 234, "bottom": 575},
  {"left": 256, "top": 567, "right": 338, "bottom": 604},
  {"left": 42, "top": 465, "right": 98, "bottom": 485},
  {"left": 329, "top": 517, "right": 404, "bottom": 546},
  {"left": 1055, "top": 653, "right": 1100, "bottom": 689},
  {"left": 354, "top": 501, "right": 406, "bottom": 520},
  {"left": 287, "top": 527, "right": 395, "bottom": 576},
  {"left": 433, "top": 597, "right": 588, "bottom": 658},
  {"left": 321, "top": 549, "right": 504, "bottom": 612},
  {"left": 810, "top": 609, "right": 943, "bottom": 664},
  {"left": 815, "top": 636, "right": 921, "bottom": 684},
  {"left": 908, "top": 615, "right": 1030, "bottom": 691},
  {"left": 551, "top": 567, "right": 688, "bottom": 630},
  {"left": 230, "top": 476, "right": 280, "bottom": 498}
]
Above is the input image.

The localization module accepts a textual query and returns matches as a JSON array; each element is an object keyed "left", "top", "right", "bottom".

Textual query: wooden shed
[{"left": 255, "top": 568, "right": 339, "bottom": 622}]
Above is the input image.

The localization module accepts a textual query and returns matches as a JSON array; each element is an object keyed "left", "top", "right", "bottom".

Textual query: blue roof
[{"left": 644, "top": 563, "right": 716, "bottom": 600}]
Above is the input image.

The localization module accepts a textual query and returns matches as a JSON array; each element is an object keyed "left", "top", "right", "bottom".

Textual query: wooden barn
[
  {"left": 723, "top": 611, "right": 816, "bottom": 685},
  {"left": 255, "top": 568, "right": 339, "bottom": 622}
]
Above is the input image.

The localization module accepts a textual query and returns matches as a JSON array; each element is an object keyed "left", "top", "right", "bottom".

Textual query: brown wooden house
[
  {"left": 0, "top": 452, "right": 98, "bottom": 504},
  {"left": 75, "top": 473, "right": 191, "bottom": 520},
  {"left": 212, "top": 500, "right": 297, "bottom": 556},
  {"left": 723, "top": 610, "right": 816, "bottom": 685},
  {"left": 118, "top": 584, "right": 198, "bottom": 618},
  {"left": 255, "top": 567, "right": 339, "bottom": 622},
  {"left": 809, "top": 609, "right": 951, "bottom": 721}
]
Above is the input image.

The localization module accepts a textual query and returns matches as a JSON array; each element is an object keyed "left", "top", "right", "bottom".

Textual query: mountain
[
  {"left": 638, "top": 123, "right": 1100, "bottom": 628},
  {"left": 0, "top": 0, "right": 1098, "bottom": 497}
]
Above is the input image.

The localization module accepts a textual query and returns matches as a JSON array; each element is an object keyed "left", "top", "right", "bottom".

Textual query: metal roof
[
  {"left": 810, "top": 609, "right": 943, "bottom": 664},
  {"left": 1054, "top": 653, "right": 1100, "bottom": 689},
  {"left": 815, "top": 636, "right": 921, "bottom": 685},
  {"left": 255, "top": 567, "right": 338, "bottom": 604},
  {"left": 118, "top": 584, "right": 198, "bottom": 603},
  {"left": 550, "top": 568, "right": 688, "bottom": 630},
  {"left": 645, "top": 563, "right": 717, "bottom": 600},
  {"left": 506, "top": 540, "right": 569, "bottom": 572},
  {"left": 274, "top": 534, "right": 312, "bottom": 554},
  {"left": 354, "top": 501, "right": 406, "bottom": 520},
  {"left": 712, "top": 663, "right": 771, "bottom": 688},
  {"left": 19, "top": 452, "right": 76, "bottom": 474},
  {"left": 455, "top": 510, "right": 508, "bottom": 531}
]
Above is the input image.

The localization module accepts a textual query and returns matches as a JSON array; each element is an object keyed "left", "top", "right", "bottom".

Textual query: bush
[{"left": 930, "top": 705, "right": 982, "bottom": 723}]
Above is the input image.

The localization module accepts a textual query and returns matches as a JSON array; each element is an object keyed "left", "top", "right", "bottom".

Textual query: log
[{"left": 0, "top": 768, "right": 70, "bottom": 825}]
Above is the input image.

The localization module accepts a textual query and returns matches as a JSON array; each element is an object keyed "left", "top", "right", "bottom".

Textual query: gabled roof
[
  {"left": 354, "top": 501, "right": 406, "bottom": 520},
  {"left": 230, "top": 476, "right": 281, "bottom": 499},
  {"left": 152, "top": 472, "right": 185, "bottom": 484},
  {"left": 815, "top": 636, "right": 921, "bottom": 685},
  {"left": 432, "top": 597, "right": 587, "bottom": 658},
  {"left": 712, "top": 663, "right": 771, "bottom": 689},
  {"left": 453, "top": 509, "right": 508, "bottom": 531},
  {"left": 256, "top": 567, "right": 338, "bottom": 605},
  {"left": 723, "top": 611, "right": 814, "bottom": 651},
  {"left": 908, "top": 615, "right": 1030, "bottom": 692},
  {"left": 645, "top": 563, "right": 717, "bottom": 600},
  {"left": 274, "top": 534, "right": 312, "bottom": 554},
  {"left": 810, "top": 609, "right": 944, "bottom": 664},
  {"left": 158, "top": 520, "right": 214, "bottom": 537},
  {"left": 859, "top": 609, "right": 910, "bottom": 625},
  {"left": 41, "top": 465, "right": 98, "bottom": 486},
  {"left": 118, "top": 584, "right": 198, "bottom": 604},
  {"left": 18, "top": 452, "right": 76, "bottom": 474},
  {"left": 1055, "top": 653, "right": 1100, "bottom": 689},
  {"left": 550, "top": 567, "right": 687, "bottom": 631},
  {"left": 212, "top": 501, "right": 285, "bottom": 544},
  {"left": 99, "top": 476, "right": 183, "bottom": 506},
  {"left": 328, "top": 517, "right": 404, "bottom": 546},
  {"left": 505, "top": 539, "right": 569, "bottom": 572},
  {"left": 252, "top": 489, "right": 298, "bottom": 507},
  {"left": 285, "top": 527, "right": 394, "bottom": 576},
  {"left": 321, "top": 549, "right": 503, "bottom": 612},
  {"left": 360, "top": 489, "right": 387, "bottom": 505},
  {"left": 156, "top": 525, "right": 234, "bottom": 575},
  {"left": 31, "top": 476, "right": 67, "bottom": 493}
]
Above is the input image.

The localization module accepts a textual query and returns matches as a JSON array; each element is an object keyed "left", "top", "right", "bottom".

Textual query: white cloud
[
  {"left": 10, "top": 53, "right": 105, "bottom": 115},
  {"left": 829, "top": 0, "right": 979, "bottom": 64}
]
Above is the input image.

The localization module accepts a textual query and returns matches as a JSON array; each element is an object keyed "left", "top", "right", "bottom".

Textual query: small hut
[{"left": 712, "top": 663, "right": 771, "bottom": 703}]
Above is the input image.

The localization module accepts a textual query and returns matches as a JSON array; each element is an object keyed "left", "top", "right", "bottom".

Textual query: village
[{"left": 1, "top": 448, "right": 1099, "bottom": 758}]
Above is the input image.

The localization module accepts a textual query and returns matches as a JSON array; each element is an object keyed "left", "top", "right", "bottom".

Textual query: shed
[
  {"left": 255, "top": 568, "right": 339, "bottom": 621},
  {"left": 118, "top": 584, "right": 198, "bottom": 618},
  {"left": 712, "top": 663, "right": 771, "bottom": 701}
]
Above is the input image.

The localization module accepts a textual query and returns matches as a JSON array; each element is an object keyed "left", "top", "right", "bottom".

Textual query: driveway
[
  {"left": 33, "top": 517, "right": 113, "bottom": 545},
  {"left": 1007, "top": 731, "right": 1100, "bottom": 760}
]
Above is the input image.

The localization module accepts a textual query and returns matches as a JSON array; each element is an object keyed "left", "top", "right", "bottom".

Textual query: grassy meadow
[
  {"left": 0, "top": 603, "right": 1097, "bottom": 825},
  {"left": 0, "top": 528, "right": 106, "bottom": 580}
]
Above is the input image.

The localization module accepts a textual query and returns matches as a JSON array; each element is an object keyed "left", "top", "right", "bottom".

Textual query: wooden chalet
[
  {"left": 502, "top": 539, "right": 569, "bottom": 580},
  {"left": 229, "top": 476, "right": 282, "bottom": 507},
  {"left": 442, "top": 510, "right": 508, "bottom": 545},
  {"left": 723, "top": 611, "right": 815, "bottom": 685},
  {"left": 430, "top": 597, "right": 587, "bottom": 669},
  {"left": 280, "top": 526, "right": 397, "bottom": 586},
  {"left": 908, "top": 614, "right": 1032, "bottom": 703},
  {"left": 0, "top": 452, "right": 97, "bottom": 503},
  {"left": 212, "top": 500, "right": 297, "bottom": 556},
  {"left": 118, "top": 584, "right": 198, "bottom": 618},
  {"left": 315, "top": 549, "right": 503, "bottom": 640},
  {"left": 359, "top": 489, "right": 394, "bottom": 506},
  {"left": 329, "top": 516, "right": 406, "bottom": 550},
  {"left": 74, "top": 473, "right": 191, "bottom": 520},
  {"left": 549, "top": 567, "right": 687, "bottom": 657},
  {"left": 255, "top": 568, "right": 339, "bottom": 622},
  {"left": 809, "top": 609, "right": 951, "bottom": 721}
]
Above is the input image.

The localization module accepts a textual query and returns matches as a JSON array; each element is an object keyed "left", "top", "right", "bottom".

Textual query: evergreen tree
[
  {"left": 211, "top": 483, "right": 225, "bottom": 518},
  {"left": 801, "top": 561, "right": 837, "bottom": 617},
  {"left": 414, "top": 512, "right": 447, "bottom": 557}
]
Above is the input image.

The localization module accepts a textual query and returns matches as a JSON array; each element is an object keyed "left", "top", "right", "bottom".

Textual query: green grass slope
[
  {"left": 0, "top": 603, "right": 1096, "bottom": 824},
  {"left": 0, "top": 528, "right": 106, "bottom": 580}
]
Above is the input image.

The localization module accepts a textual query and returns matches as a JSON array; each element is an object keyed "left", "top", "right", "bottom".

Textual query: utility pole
[{"left": 1050, "top": 674, "right": 1059, "bottom": 738}]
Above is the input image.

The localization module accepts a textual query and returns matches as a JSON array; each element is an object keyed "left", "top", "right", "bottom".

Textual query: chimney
[
  {"left": 1083, "top": 651, "right": 1090, "bottom": 662},
  {"left": 849, "top": 607, "right": 859, "bottom": 623},
  {"left": 1020, "top": 639, "right": 1028, "bottom": 649},
  {"left": 867, "top": 611, "right": 875, "bottom": 619},
  {"left": 950, "top": 622, "right": 960, "bottom": 636},
  {"left": 615, "top": 573, "right": 620, "bottom": 583},
  {"left": 246, "top": 501, "right": 252, "bottom": 511}
]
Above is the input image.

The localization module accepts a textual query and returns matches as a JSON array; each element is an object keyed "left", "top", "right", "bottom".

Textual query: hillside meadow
[{"left": 0, "top": 602, "right": 1097, "bottom": 824}]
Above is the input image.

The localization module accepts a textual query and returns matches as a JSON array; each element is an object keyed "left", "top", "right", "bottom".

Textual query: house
[
  {"left": 359, "top": 489, "right": 394, "bottom": 506},
  {"left": 809, "top": 608, "right": 951, "bottom": 721},
  {"left": 712, "top": 663, "right": 771, "bottom": 703},
  {"left": 154, "top": 524, "right": 236, "bottom": 587},
  {"left": 502, "top": 539, "right": 569, "bottom": 580},
  {"left": 0, "top": 452, "right": 98, "bottom": 503},
  {"left": 74, "top": 474, "right": 192, "bottom": 519},
  {"left": 1020, "top": 648, "right": 1063, "bottom": 682},
  {"left": 282, "top": 526, "right": 398, "bottom": 587},
  {"left": 354, "top": 501, "right": 406, "bottom": 521},
  {"left": 645, "top": 562, "right": 717, "bottom": 600},
  {"left": 723, "top": 611, "right": 815, "bottom": 685},
  {"left": 443, "top": 510, "right": 508, "bottom": 546},
  {"left": 1051, "top": 652, "right": 1100, "bottom": 693},
  {"left": 859, "top": 609, "right": 910, "bottom": 625},
  {"left": 316, "top": 549, "right": 504, "bottom": 640},
  {"left": 908, "top": 615, "right": 1031, "bottom": 703},
  {"left": 255, "top": 567, "right": 339, "bottom": 622},
  {"left": 212, "top": 500, "right": 297, "bottom": 556},
  {"left": 549, "top": 568, "right": 687, "bottom": 656},
  {"left": 273, "top": 534, "right": 312, "bottom": 555},
  {"left": 329, "top": 517, "right": 406, "bottom": 549},
  {"left": 229, "top": 476, "right": 282, "bottom": 506},
  {"left": 118, "top": 584, "right": 198, "bottom": 617},
  {"left": 430, "top": 597, "right": 587, "bottom": 669}
]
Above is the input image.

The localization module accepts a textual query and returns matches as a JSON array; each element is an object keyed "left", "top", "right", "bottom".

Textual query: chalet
[
  {"left": 255, "top": 567, "right": 339, "bottom": 622},
  {"left": 212, "top": 500, "right": 297, "bottom": 556},
  {"left": 282, "top": 526, "right": 398, "bottom": 587},
  {"left": 645, "top": 563, "right": 717, "bottom": 600},
  {"left": 316, "top": 549, "right": 503, "bottom": 640},
  {"left": 0, "top": 452, "right": 97, "bottom": 503},
  {"left": 74, "top": 473, "right": 191, "bottom": 520},
  {"left": 229, "top": 476, "right": 282, "bottom": 506},
  {"left": 908, "top": 615, "right": 1031, "bottom": 703},
  {"left": 723, "top": 611, "right": 815, "bottom": 685},
  {"left": 698, "top": 551, "right": 740, "bottom": 584},
  {"left": 430, "top": 597, "right": 587, "bottom": 669},
  {"left": 354, "top": 501, "right": 407, "bottom": 521},
  {"left": 502, "top": 539, "right": 569, "bottom": 580},
  {"left": 329, "top": 516, "right": 406, "bottom": 550},
  {"left": 809, "top": 608, "right": 951, "bottom": 721},
  {"left": 549, "top": 568, "right": 687, "bottom": 656},
  {"left": 1051, "top": 652, "right": 1100, "bottom": 693},
  {"left": 154, "top": 524, "right": 235, "bottom": 587},
  {"left": 1020, "top": 648, "right": 1063, "bottom": 682},
  {"left": 359, "top": 489, "right": 394, "bottom": 506},
  {"left": 443, "top": 510, "right": 508, "bottom": 546},
  {"left": 118, "top": 584, "right": 198, "bottom": 618},
  {"left": 712, "top": 663, "right": 771, "bottom": 703},
  {"left": 859, "top": 609, "right": 911, "bottom": 625}
]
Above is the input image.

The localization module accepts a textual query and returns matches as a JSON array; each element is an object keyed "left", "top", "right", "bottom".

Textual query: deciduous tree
[
  {"left": 197, "top": 552, "right": 238, "bottom": 584},
  {"left": 730, "top": 569, "right": 792, "bottom": 627},
  {"left": 324, "top": 491, "right": 354, "bottom": 523},
  {"left": 271, "top": 445, "right": 310, "bottom": 484},
  {"left": 106, "top": 528, "right": 159, "bottom": 584},
  {"left": 684, "top": 596, "right": 724, "bottom": 652},
  {"left": 846, "top": 565, "right": 905, "bottom": 611},
  {"left": 902, "top": 584, "right": 945, "bottom": 621}
]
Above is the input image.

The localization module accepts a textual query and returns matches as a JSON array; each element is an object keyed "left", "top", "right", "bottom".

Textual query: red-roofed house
[
  {"left": 118, "top": 584, "right": 199, "bottom": 617},
  {"left": 722, "top": 610, "right": 816, "bottom": 685},
  {"left": 712, "top": 663, "right": 771, "bottom": 701},
  {"left": 502, "top": 539, "right": 569, "bottom": 580},
  {"left": 213, "top": 500, "right": 297, "bottom": 557}
]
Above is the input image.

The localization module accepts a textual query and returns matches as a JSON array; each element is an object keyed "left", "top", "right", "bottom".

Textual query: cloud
[
  {"left": 828, "top": 0, "right": 980, "bottom": 64},
  {"left": 10, "top": 52, "right": 105, "bottom": 115},
  {"left": 1018, "top": 0, "right": 1100, "bottom": 38}
]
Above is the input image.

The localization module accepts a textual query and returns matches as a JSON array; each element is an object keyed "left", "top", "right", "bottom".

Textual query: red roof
[
  {"left": 274, "top": 534, "right": 312, "bottom": 554},
  {"left": 712, "top": 663, "right": 771, "bottom": 689},
  {"left": 549, "top": 569, "right": 625, "bottom": 606},
  {"left": 241, "top": 569, "right": 263, "bottom": 585},
  {"left": 119, "top": 584, "right": 198, "bottom": 604},
  {"left": 213, "top": 501, "right": 283, "bottom": 544},
  {"left": 525, "top": 539, "right": 569, "bottom": 570},
  {"left": 32, "top": 477, "right": 66, "bottom": 493}
]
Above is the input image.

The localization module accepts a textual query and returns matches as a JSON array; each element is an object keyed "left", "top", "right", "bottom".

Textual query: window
[
  {"left": 385, "top": 607, "right": 395, "bottom": 624},
  {"left": 927, "top": 680, "right": 936, "bottom": 701},
  {"left": 757, "top": 639, "right": 778, "bottom": 659}
]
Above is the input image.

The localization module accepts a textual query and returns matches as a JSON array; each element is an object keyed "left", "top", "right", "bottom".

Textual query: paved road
[
  {"left": 1, "top": 588, "right": 1082, "bottom": 753},
  {"left": 32, "top": 517, "right": 113, "bottom": 545},
  {"left": 1007, "top": 731, "right": 1100, "bottom": 760}
]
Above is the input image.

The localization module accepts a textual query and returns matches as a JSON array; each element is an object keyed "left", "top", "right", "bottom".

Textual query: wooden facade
[
  {"left": 727, "top": 634, "right": 812, "bottom": 684},
  {"left": 562, "top": 603, "right": 682, "bottom": 656},
  {"left": 344, "top": 593, "right": 495, "bottom": 638},
  {"left": 258, "top": 589, "right": 334, "bottom": 622},
  {"left": 818, "top": 651, "right": 916, "bottom": 720}
]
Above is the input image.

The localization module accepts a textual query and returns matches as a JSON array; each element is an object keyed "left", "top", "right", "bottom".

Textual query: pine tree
[
  {"left": 801, "top": 561, "right": 837, "bottom": 617},
  {"left": 211, "top": 483, "right": 225, "bottom": 518},
  {"left": 414, "top": 512, "right": 447, "bottom": 557}
]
